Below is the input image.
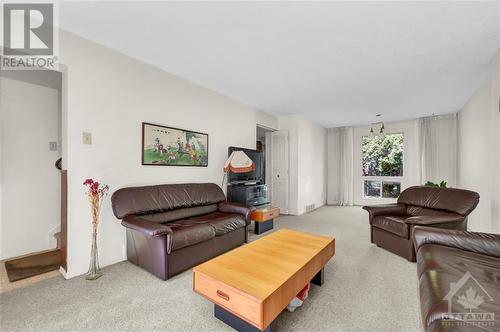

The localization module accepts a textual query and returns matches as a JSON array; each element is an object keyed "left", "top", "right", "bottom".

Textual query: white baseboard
[{"left": 59, "top": 266, "right": 68, "bottom": 279}]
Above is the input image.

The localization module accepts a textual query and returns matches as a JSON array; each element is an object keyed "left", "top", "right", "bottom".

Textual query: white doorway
[
  {"left": 1, "top": 71, "right": 62, "bottom": 260},
  {"left": 256, "top": 125, "right": 273, "bottom": 184},
  {"left": 265, "top": 130, "right": 290, "bottom": 214}
]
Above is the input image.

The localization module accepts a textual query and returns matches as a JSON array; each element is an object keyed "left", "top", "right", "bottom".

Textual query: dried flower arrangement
[{"left": 83, "top": 179, "right": 109, "bottom": 280}]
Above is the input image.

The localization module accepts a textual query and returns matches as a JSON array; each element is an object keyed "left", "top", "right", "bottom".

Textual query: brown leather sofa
[
  {"left": 111, "top": 183, "right": 251, "bottom": 280},
  {"left": 363, "top": 186, "right": 479, "bottom": 261},
  {"left": 413, "top": 226, "right": 500, "bottom": 331}
]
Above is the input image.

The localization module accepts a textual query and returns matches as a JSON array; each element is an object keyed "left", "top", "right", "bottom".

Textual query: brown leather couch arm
[
  {"left": 218, "top": 202, "right": 253, "bottom": 225},
  {"left": 413, "top": 226, "right": 500, "bottom": 258},
  {"left": 362, "top": 204, "right": 406, "bottom": 221},
  {"left": 405, "top": 214, "right": 463, "bottom": 226},
  {"left": 122, "top": 215, "right": 173, "bottom": 237}
]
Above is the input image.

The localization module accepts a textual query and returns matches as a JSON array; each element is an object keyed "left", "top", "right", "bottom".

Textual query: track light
[
  {"left": 379, "top": 123, "right": 385, "bottom": 139},
  {"left": 369, "top": 121, "right": 385, "bottom": 139}
]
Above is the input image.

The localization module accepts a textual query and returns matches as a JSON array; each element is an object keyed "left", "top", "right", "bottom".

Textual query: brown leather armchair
[
  {"left": 363, "top": 186, "right": 479, "bottom": 261},
  {"left": 413, "top": 226, "right": 500, "bottom": 331},
  {"left": 111, "top": 183, "right": 251, "bottom": 280}
]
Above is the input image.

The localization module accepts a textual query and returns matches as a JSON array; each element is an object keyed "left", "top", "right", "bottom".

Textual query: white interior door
[{"left": 267, "top": 130, "right": 289, "bottom": 214}]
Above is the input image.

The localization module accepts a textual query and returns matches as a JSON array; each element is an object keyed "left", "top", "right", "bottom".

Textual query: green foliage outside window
[{"left": 362, "top": 134, "right": 404, "bottom": 176}]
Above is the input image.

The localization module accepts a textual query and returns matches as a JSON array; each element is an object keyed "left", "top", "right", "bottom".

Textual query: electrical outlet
[
  {"left": 82, "top": 132, "right": 92, "bottom": 145},
  {"left": 49, "top": 141, "right": 58, "bottom": 151}
]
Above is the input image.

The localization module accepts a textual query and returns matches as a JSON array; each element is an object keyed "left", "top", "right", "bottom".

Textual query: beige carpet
[{"left": 0, "top": 206, "right": 422, "bottom": 331}]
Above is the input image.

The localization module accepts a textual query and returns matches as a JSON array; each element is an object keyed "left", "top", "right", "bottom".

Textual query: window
[{"left": 362, "top": 133, "right": 403, "bottom": 199}]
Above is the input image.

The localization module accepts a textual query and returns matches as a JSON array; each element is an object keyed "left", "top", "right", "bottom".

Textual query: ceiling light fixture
[
  {"left": 379, "top": 123, "right": 386, "bottom": 139},
  {"left": 370, "top": 114, "right": 385, "bottom": 139},
  {"left": 369, "top": 127, "right": 375, "bottom": 138}
]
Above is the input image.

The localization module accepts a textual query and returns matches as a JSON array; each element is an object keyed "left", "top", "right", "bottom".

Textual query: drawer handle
[{"left": 216, "top": 290, "right": 230, "bottom": 301}]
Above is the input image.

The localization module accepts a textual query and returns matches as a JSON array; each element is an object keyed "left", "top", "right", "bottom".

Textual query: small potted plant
[
  {"left": 424, "top": 181, "right": 447, "bottom": 188},
  {"left": 83, "top": 179, "right": 109, "bottom": 280}
]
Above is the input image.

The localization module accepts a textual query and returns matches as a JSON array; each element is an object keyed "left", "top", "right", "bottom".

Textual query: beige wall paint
[
  {"left": 59, "top": 30, "right": 277, "bottom": 278},
  {"left": 458, "top": 51, "right": 500, "bottom": 233}
]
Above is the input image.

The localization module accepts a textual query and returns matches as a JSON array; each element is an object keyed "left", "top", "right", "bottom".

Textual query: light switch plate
[
  {"left": 49, "top": 141, "right": 58, "bottom": 151},
  {"left": 82, "top": 132, "right": 92, "bottom": 145}
]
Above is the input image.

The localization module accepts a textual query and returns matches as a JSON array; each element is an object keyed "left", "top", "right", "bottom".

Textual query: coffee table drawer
[{"left": 194, "top": 271, "right": 262, "bottom": 328}]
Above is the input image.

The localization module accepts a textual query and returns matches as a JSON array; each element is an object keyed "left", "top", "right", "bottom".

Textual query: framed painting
[{"left": 142, "top": 122, "right": 208, "bottom": 166}]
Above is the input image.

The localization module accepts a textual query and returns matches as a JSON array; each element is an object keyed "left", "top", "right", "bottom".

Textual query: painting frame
[{"left": 141, "top": 122, "right": 209, "bottom": 167}]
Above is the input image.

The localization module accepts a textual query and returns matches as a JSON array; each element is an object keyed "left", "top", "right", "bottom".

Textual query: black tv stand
[{"left": 227, "top": 183, "right": 269, "bottom": 207}]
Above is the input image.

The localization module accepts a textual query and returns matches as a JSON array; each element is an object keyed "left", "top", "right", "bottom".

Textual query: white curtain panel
[
  {"left": 419, "top": 113, "right": 458, "bottom": 187},
  {"left": 327, "top": 127, "right": 354, "bottom": 205}
]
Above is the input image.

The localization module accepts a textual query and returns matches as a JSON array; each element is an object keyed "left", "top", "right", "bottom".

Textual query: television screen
[{"left": 227, "top": 147, "right": 263, "bottom": 184}]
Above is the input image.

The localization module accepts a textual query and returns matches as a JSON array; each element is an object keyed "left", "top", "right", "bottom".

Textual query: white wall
[
  {"left": 256, "top": 112, "right": 278, "bottom": 131},
  {"left": 353, "top": 120, "right": 421, "bottom": 206},
  {"left": 0, "top": 78, "right": 61, "bottom": 259},
  {"left": 58, "top": 31, "right": 277, "bottom": 278},
  {"left": 297, "top": 119, "right": 327, "bottom": 214},
  {"left": 277, "top": 115, "right": 327, "bottom": 215},
  {"left": 458, "top": 51, "right": 500, "bottom": 233}
]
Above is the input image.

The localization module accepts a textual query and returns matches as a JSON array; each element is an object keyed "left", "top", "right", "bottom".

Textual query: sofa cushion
[
  {"left": 184, "top": 212, "right": 246, "bottom": 236},
  {"left": 167, "top": 219, "right": 216, "bottom": 251},
  {"left": 111, "top": 183, "right": 226, "bottom": 219},
  {"left": 417, "top": 244, "right": 500, "bottom": 329},
  {"left": 397, "top": 186, "right": 479, "bottom": 216},
  {"left": 406, "top": 206, "right": 450, "bottom": 217},
  {"left": 416, "top": 244, "right": 500, "bottom": 279},
  {"left": 140, "top": 204, "right": 219, "bottom": 223},
  {"left": 419, "top": 269, "right": 500, "bottom": 330},
  {"left": 372, "top": 215, "right": 409, "bottom": 237}
]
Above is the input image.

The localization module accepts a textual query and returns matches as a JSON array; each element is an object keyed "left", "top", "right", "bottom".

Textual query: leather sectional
[
  {"left": 363, "top": 186, "right": 479, "bottom": 261},
  {"left": 413, "top": 226, "right": 500, "bottom": 331},
  {"left": 111, "top": 183, "right": 251, "bottom": 280}
]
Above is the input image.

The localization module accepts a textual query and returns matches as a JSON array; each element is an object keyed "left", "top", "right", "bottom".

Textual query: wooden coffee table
[{"left": 193, "top": 229, "right": 335, "bottom": 331}]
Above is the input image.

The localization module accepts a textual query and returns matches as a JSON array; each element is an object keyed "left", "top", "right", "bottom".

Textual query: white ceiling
[{"left": 59, "top": 1, "right": 499, "bottom": 127}]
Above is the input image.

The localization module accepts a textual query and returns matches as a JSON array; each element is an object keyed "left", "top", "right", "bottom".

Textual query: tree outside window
[{"left": 362, "top": 133, "right": 404, "bottom": 198}]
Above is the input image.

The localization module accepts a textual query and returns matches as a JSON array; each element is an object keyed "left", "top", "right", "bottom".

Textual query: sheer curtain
[
  {"left": 419, "top": 114, "right": 458, "bottom": 187},
  {"left": 327, "top": 127, "right": 354, "bottom": 205}
]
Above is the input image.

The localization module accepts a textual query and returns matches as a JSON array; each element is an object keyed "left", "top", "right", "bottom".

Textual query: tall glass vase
[{"left": 86, "top": 231, "right": 103, "bottom": 280}]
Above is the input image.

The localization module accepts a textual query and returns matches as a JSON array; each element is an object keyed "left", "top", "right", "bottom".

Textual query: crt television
[{"left": 227, "top": 146, "right": 263, "bottom": 184}]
